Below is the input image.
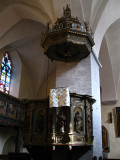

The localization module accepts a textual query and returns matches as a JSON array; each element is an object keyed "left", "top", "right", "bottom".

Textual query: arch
[
  {"left": 0, "top": 2, "right": 51, "bottom": 41},
  {"left": 90, "top": 0, "right": 108, "bottom": 31},
  {"left": 94, "top": 1, "right": 120, "bottom": 102},
  {"left": 99, "top": 36, "right": 117, "bottom": 104},
  {"left": 93, "top": 0, "right": 120, "bottom": 57},
  {"left": 1, "top": 49, "right": 22, "bottom": 98},
  {"left": 0, "top": 18, "right": 46, "bottom": 49},
  {"left": 2, "top": 136, "right": 16, "bottom": 155}
]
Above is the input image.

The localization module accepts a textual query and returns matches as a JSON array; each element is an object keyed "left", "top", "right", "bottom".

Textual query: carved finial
[
  {"left": 84, "top": 21, "right": 89, "bottom": 32},
  {"left": 66, "top": 4, "right": 69, "bottom": 8},
  {"left": 47, "top": 20, "right": 51, "bottom": 32},
  {"left": 63, "top": 4, "right": 71, "bottom": 18}
]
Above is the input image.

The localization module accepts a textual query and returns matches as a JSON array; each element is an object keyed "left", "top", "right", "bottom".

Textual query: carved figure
[
  {"left": 57, "top": 110, "right": 66, "bottom": 133},
  {"left": 74, "top": 111, "right": 83, "bottom": 133}
]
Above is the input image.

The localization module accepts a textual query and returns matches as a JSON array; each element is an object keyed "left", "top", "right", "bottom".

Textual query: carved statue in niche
[
  {"left": 74, "top": 107, "right": 83, "bottom": 133},
  {"left": 7, "top": 104, "right": 16, "bottom": 119},
  {"left": 57, "top": 108, "right": 66, "bottom": 133}
]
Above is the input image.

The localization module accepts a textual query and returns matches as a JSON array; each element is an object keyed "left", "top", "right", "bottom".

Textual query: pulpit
[{"left": 23, "top": 93, "right": 95, "bottom": 151}]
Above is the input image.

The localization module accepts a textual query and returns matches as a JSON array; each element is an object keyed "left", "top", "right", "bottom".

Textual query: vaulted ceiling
[{"left": 0, "top": 0, "right": 120, "bottom": 103}]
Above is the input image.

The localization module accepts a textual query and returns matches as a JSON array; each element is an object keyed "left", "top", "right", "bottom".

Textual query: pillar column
[
  {"left": 55, "top": 54, "right": 102, "bottom": 159},
  {"left": 15, "top": 127, "right": 22, "bottom": 153}
]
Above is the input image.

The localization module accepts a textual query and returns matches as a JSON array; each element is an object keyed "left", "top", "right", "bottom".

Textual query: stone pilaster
[{"left": 91, "top": 54, "right": 102, "bottom": 158}]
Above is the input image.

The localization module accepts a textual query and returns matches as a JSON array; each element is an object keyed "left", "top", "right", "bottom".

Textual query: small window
[{"left": 0, "top": 52, "right": 12, "bottom": 94}]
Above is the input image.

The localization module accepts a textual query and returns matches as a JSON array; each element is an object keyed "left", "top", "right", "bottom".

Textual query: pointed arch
[{"left": 0, "top": 52, "right": 12, "bottom": 94}]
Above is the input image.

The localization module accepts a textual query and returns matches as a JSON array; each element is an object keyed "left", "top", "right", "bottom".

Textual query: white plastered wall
[
  {"left": 99, "top": 36, "right": 117, "bottom": 104},
  {"left": 101, "top": 82, "right": 120, "bottom": 159}
]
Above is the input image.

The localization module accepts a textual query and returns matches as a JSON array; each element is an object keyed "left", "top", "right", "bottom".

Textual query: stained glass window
[{"left": 0, "top": 53, "right": 12, "bottom": 94}]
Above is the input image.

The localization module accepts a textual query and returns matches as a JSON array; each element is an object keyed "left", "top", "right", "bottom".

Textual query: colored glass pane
[
  {"left": 2, "top": 57, "right": 5, "bottom": 64},
  {"left": 0, "top": 86, "right": 4, "bottom": 92},
  {"left": 6, "top": 76, "right": 10, "bottom": 84},
  {"left": 0, "top": 80, "right": 5, "bottom": 85},
  {"left": 1, "top": 63, "right": 4, "bottom": 68},
  {"left": 5, "top": 83, "right": 9, "bottom": 91},
  {"left": 4, "top": 53, "right": 8, "bottom": 58},
  {"left": 7, "top": 70, "right": 11, "bottom": 76},
  {"left": 5, "top": 66, "right": 9, "bottom": 72},
  {"left": 1, "top": 74, "right": 6, "bottom": 81},
  {"left": 6, "top": 60, "right": 11, "bottom": 68},
  {"left": 1, "top": 66, "right": 6, "bottom": 74},
  {"left": 5, "top": 90, "right": 8, "bottom": 94}
]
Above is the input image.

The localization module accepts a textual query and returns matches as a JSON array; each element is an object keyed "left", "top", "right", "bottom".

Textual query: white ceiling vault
[{"left": 0, "top": 0, "right": 120, "bottom": 103}]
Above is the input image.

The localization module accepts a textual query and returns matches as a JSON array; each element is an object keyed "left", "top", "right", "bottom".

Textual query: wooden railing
[{"left": 0, "top": 91, "right": 26, "bottom": 127}]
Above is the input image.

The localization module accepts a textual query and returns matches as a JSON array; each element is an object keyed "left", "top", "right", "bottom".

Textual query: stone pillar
[
  {"left": 56, "top": 55, "right": 91, "bottom": 95},
  {"left": 55, "top": 54, "right": 102, "bottom": 159},
  {"left": 15, "top": 127, "right": 22, "bottom": 153}
]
